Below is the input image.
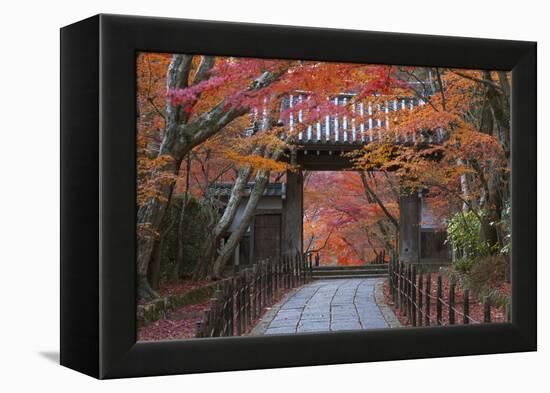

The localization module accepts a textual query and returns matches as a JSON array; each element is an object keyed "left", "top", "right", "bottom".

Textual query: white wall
[{"left": 0, "top": 0, "right": 546, "bottom": 391}]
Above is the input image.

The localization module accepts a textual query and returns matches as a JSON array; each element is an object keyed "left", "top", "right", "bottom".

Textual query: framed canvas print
[{"left": 60, "top": 14, "right": 536, "bottom": 379}]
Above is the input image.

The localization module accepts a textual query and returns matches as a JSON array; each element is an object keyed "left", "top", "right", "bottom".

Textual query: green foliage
[
  {"left": 446, "top": 210, "right": 510, "bottom": 310},
  {"left": 159, "top": 195, "right": 209, "bottom": 282},
  {"left": 498, "top": 201, "right": 511, "bottom": 255},
  {"left": 453, "top": 257, "right": 475, "bottom": 274},
  {"left": 446, "top": 209, "right": 496, "bottom": 274}
]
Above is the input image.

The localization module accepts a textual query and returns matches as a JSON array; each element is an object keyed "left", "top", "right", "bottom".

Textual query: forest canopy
[{"left": 136, "top": 52, "right": 511, "bottom": 304}]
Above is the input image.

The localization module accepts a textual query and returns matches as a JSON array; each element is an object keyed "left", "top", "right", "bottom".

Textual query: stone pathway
[{"left": 261, "top": 278, "right": 394, "bottom": 335}]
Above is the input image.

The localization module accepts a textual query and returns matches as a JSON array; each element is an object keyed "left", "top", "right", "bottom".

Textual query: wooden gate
[{"left": 253, "top": 214, "right": 281, "bottom": 261}]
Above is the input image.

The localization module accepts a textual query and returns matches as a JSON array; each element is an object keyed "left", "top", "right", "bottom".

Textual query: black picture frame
[{"left": 60, "top": 14, "right": 536, "bottom": 379}]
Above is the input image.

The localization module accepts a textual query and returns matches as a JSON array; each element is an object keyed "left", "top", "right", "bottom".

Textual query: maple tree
[
  {"left": 137, "top": 52, "right": 510, "bottom": 303},
  {"left": 137, "top": 53, "right": 293, "bottom": 298},
  {"left": 351, "top": 67, "right": 510, "bottom": 253},
  {"left": 303, "top": 171, "right": 399, "bottom": 266},
  {"left": 137, "top": 53, "right": 401, "bottom": 298}
]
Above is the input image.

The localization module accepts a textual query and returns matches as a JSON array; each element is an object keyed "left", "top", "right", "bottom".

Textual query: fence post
[
  {"left": 285, "top": 255, "right": 292, "bottom": 289},
  {"left": 277, "top": 258, "right": 281, "bottom": 295},
  {"left": 300, "top": 254, "right": 307, "bottom": 284},
  {"left": 401, "top": 262, "right": 405, "bottom": 311},
  {"left": 390, "top": 259, "right": 395, "bottom": 303},
  {"left": 296, "top": 253, "right": 301, "bottom": 285},
  {"left": 302, "top": 253, "right": 306, "bottom": 283},
  {"left": 388, "top": 261, "right": 395, "bottom": 304},
  {"left": 280, "top": 257, "right": 284, "bottom": 290},
  {"left": 295, "top": 253, "right": 299, "bottom": 286},
  {"left": 393, "top": 260, "right": 398, "bottom": 305},
  {"left": 226, "top": 280, "right": 233, "bottom": 336},
  {"left": 255, "top": 263, "right": 260, "bottom": 317},
  {"left": 195, "top": 320, "right": 203, "bottom": 338},
  {"left": 271, "top": 259, "right": 275, "bottom": 301},
  {"left": 411, "top": 265, "right": 417, "bottom": 326},
  {"left": 258, "top": 262, "right": 262, "bottom": 312},
  {"left": 483, "top": 296, "right": 491, "bottom": 323},
  {"left": 268, "top": 261, "right": 273, "bottom": 303},
  {"left": 463, "top": 289, "right": 470, "bottom": 324},
  {"left": 280, "top": 256, "right": 285, "bottom": 290},
  {"left": 389, "top": 259, "right": 394, "bottom": 301},
  {"left": 425, "top": 272, "right": 431, "bottom": 326},
  {"left": 436, "top": 275, "right": 442, "bottom": 325},
  {"left": 231, "top": 278, "right": 240, "bottom": 336},
  {"left": 448, "top": 279, "right": 456, "bottom": 325},
  {"left": 240, "top": 270, "right": 249, "bottom": 333},
  {"left": 264, "top": 262, "right": 268, "bottom": 307},
  {"left": 261, "top": 261, "right": 266, "bottom": 311},
  {"left": 244, "top": 269, "right": 251, "bottom": 327},
  {"left": 250, "top": 264, "right": 257, "bottom": 321},
  {"left": 303, "top": 253, "right": 307, "bottom": 283},
  {"left": 397, "top": 262, "right": 404, "bottom": 315},
  {"left": 291, "top": 254, "right": 295, "bottom": 287},
  {"left": 211, "top": 292, "right": 221, "bottom": 336},
  {"left": 402, "top": 264, "right": 407, "bottom": 316},
  {"left": 223, "top": 279, "right": 230, "bottom": 336},
  {"left": 239, "top": 276, "right": 245, "bottom": 335},
  {"left": 265, "top": 261, "right": 269, "bottom": 304},
  {"left": 263, "top": 261, "right": 268, "bottom": 309},
  {"left": 417, "top": 271, "right": 423, "bottom": 327},
  {"left": 290, "top": 255, "right": 293, "bottom": 288},
  {"left": 290, "top": 255, "right": 294, "bottom": 288},
  {"left": 403, "top": 264, "right": 408, "bottom": 317},
  {"left": 205, "top": 300, "right": 212, "bottom": 337},
  {"left": 296, "top": 253, "right": 300, "bottom": 285},
  {"left": 407, "top": 265, "right": 412, "bottom": 318}
]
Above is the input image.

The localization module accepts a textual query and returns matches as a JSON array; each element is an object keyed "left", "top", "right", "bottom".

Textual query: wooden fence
[
  {"left": 388, "top": 259, "right": 509, "bottom": 326},
  {"left": 195, "top": 252, "right": 311, "bottom": 338},
  {"left": 368, "top": 250, "right": 387, "bottom": 265}
]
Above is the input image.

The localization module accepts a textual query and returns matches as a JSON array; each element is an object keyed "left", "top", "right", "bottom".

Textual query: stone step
[
  {"left": 311, "top": 264, "right": 388, "bottom": 272},
  {"left": 311, "top": 273, "right": 388, "bottom": 280},
  {"left": 312, "top": 268, "right": 388, "bottom": 276}
]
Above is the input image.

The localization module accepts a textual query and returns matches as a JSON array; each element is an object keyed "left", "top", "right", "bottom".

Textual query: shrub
[
  {"left": 446, "top": 210, "right": 490, "bottom": 259},
  {"left": 453, "top": 257, "right": 475, "bottom": 274},
  {"left": 464, "top": 254, "right": 508, "bottom": 297},
  {"left": 159, "top": 195, "right": 210, "bottom": 282}
]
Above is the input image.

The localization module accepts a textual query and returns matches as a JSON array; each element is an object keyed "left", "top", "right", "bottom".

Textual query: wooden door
[{"left": 253, "top": 214, "right": 281, "bottom": 261}]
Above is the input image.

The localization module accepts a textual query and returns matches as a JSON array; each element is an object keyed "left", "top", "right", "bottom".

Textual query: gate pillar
[
  {"left": 399, "top": 191, "right": 421, "bottom": 264},
  {"left": 283, "top": 170, "right": 303, "bottom": 256}
]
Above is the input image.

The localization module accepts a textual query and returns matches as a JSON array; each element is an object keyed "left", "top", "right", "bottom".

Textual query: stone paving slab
[{"left": 254, "top": 277, "right": 400, "bottom": 335}]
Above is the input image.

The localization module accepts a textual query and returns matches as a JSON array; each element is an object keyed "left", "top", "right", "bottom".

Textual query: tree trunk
[
  {"left": 175, "top": 155, "right": 192, "bottom": 274},
  {"left": 212, "top": 170, "right": 270, "bottom": 277},
  {"left": 462, "top": 71, "right": 510, "bottom": 254},
  {"left": 137, "top": 156, "right": 180, "bottom": 301},
  {"left": 137, "top": 57, "right": 286, "bottom": 301},
  {"left": 147, "top": 238, "right": 162, "bottom": 290},
  {"left": 192, "top": 165, "right": 253, "bottom": 280}
]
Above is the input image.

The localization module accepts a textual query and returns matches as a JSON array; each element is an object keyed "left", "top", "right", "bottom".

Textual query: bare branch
[
  {"left": 360, "top": 171, "right": 399, "bottom": 229},
  {"left": 449, "top": 69, "right": 505, "bottom": 93}
]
